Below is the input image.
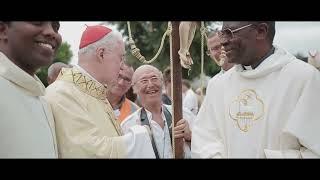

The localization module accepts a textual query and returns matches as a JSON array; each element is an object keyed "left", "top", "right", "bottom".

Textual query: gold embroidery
[
  {"left": 103, "top": 99, "right": 123, "bottom": 135},
  {"left": 57, "top": 67, "right": 122, "bottom": 135},
  {"left": 58, "top": 68, "right": 107, "bottom": 100},
  {"left": 229, "top": 89, "right": 264, "bottom": 132}
]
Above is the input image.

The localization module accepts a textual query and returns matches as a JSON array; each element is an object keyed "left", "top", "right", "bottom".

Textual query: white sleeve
[
  {"left": 283, "top": 68, "right": 320, "bottom": 158},
  {"left": 265, "top": 68, "right": 320, "bottom": 158},
  {"left": 191, "top": 81, "right": 225, "bottom": 158},
  {"left": 123, "top": 125, "right": 156, "bottom": 158},
  {"left": 121, "top": 112, "right": 156, "bottom": 158}
]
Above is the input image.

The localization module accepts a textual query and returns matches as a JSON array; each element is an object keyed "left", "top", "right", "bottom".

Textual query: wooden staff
[{"left": 171, "top": 21, "right": 184, "bottom": 158}]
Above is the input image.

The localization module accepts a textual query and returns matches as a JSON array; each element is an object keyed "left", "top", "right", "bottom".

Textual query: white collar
[
  {"left": 243, "top": 65, "right": 253, "bottom": 70},
  {"left": 0, "top": 51, "right": 45, "bottom": 96},
  {"left": 142, "top": 105, "right": 168, "bottom": 126},
  {"left": 235, "top": 46, "right": 294, "bottom": 78}
]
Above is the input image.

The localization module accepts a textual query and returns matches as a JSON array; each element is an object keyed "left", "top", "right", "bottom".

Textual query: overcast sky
[{"left": 59, "top": 21, "right": 320, "bottom": 65}]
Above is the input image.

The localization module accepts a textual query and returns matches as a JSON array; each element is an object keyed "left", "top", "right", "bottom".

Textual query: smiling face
[
  {"left": 220, "top": 21, "right": 258, "bottom": 66},
  {"left": 0, "top": 21, "right": 62, "bottom": 75},
  {"left": 109, "top": 64, "right": 134, "bottom": 98},
  {"left": 207, "top": 33, "right": 222, "bottom": 63},
  {"left": 132, "top": 65, "right": 163, "bottom": 107}
]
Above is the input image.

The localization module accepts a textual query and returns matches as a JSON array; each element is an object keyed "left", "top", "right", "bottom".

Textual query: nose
[
  {"left": 145, "top": 79, "right": 154, "bottom": 87},
  {"left": 118, "top": 78, "right": 126, "bottom": 86},
  {"left": 42, "top": 22, "right": 56, "bottom": 36},
  {"left": 120, "top": 61, "right": 125, "bottom": 69},
  {"left": 42, "top": 22, "right": 61, "bottom": 46}
]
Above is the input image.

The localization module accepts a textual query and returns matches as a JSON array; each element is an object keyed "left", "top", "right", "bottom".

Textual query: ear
[
  {"left": 0, "top": 22, "right": 9, "bottom": 41},
  {"left": 47, "top": 77, "right": 52, "bottom": 85},
  {"left": 256, "top": 23, "right": 268, "bottom": 41},
  {"left": 132, "top": 84, "right": 139, "bottom": 94},
  {"left": 96, "top": 47, "right": 105, "bottom": 63}
]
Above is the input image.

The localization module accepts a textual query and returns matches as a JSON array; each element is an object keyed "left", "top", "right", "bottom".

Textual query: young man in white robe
[
  {"left": 192, "top": 21, "right": 320, "bottom": 158},
  {"left": 121, "top": 65, "right": 195, "bottom": 158},
  {"left": 0, "top": 21, "right": 62, "bottom": 158},
  {"left": 45, "top": 25, "right": 155, "bottom": 158}
]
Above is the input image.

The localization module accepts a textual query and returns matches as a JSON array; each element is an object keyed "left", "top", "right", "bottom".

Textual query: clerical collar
[
  {"left": 242, "top": 46, "right": 275, "bottom": 71},
  {"left": 243, "top": 65, "right": 253, "bottom": 70}
]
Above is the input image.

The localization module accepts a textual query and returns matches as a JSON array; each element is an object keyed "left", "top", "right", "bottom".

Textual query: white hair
[
  {"left": 78, "top": 29, "right": 123, "bottom": 56},
  {"left": 132, "top": 65, "right": 163, "bottom": 86}
]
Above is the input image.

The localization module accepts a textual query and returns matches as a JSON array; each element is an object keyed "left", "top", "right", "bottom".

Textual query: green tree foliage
[
  {"left": 111, "top": 21, "right": 220, "bottom": 81},
  {"left": 36, "top": 42, "right": 73, "bottom": 87}
]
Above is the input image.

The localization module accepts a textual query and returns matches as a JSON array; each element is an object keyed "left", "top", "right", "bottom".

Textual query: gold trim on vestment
[
  {"left": 229, "top": 89, "right": 265, "bottom": 132},
  {"left": 57, "top": 67, "right": 123, "bottom": 135}
]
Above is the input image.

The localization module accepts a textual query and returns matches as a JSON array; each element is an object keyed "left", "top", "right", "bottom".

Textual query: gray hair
[
  {"left": 78, "top": 29, "right": 123, "bottom": 56},
  {"left": 132, "top": 65, "right": 163, "bottom": 87}
]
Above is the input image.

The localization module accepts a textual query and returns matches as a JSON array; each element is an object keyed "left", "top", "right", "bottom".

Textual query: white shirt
[
  {"left": 121, "top": 105, "right": 196, "bottom": 158},
  {"left": 183, "top": 89, "right": 198, "bottom": 115}
]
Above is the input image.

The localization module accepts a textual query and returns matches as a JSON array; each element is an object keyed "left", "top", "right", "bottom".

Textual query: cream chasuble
[{"left": 45, "top": 67, "right": 155, "bottom": 158}]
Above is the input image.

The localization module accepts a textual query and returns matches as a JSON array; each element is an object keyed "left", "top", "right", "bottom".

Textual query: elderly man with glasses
[
  {"left": 192, "top": 21, "right": 320, "bottom": 158},
  {"left": 121, "top": 65, "right": 196, "bottom": 158}
]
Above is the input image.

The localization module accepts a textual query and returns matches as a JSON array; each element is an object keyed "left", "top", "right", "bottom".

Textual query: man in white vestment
[
  {"left": 121, "top": 65, "right": 195, "bottom": 158},
  {"left": 192, "top": 21, "right": 320, "bottom": 158},
  {"left": 45, "top": 25, "right": 155, "bottom": 158},
  {"left": 0, "top": 21, "right": 61, "bottom": 158}
]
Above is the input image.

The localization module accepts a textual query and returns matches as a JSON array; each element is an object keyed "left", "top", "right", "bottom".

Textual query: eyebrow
[
  {"left": 139, "top": 74, "right": 158, "bottom": 80},
  {"left": 52, "top": 21, "right": 60, "bottom": 30},
  {"left": 119, "top": 74, "right": 131, "bottom": 81}
]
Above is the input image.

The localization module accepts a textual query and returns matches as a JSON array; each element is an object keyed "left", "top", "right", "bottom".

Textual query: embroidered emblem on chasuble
[
  {"left": 57, "top": 68, "right": 123, "bottom": 135},
  {"left": 229, "top": 89, "right": 265, "bottom": 132}
]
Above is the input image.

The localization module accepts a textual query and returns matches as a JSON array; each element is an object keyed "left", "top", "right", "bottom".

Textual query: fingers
[
  {"left": 174, "top": 133, "right": 184, "bottom": 139},
  {"left": 176, "top": 119, "right": 186, "bottom": 126},
  {"left": 174, "top": 124, "right": 186, "bottom": 132},
  {"left": 173, "top": 119, "right": 190, "bottom": 139}
]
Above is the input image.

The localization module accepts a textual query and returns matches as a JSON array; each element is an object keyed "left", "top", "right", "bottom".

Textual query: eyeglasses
[
  {"left": 218, "top": 24, "right": 253, "bottom": 41},
  {"left": 118, "top": 74, "right": 132, "bottom": 85},
  {"left": 206, "top": 50, "right": 211, "bottom": 56},
  {"left": 121, "top": 54, "right": 127, "bottom": 63},
  {"left": 206, "top": 46, "right": 222, "bottom": 57},
  {"left": 135, "top": 76, "right": 160, "bottom": 86}
]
